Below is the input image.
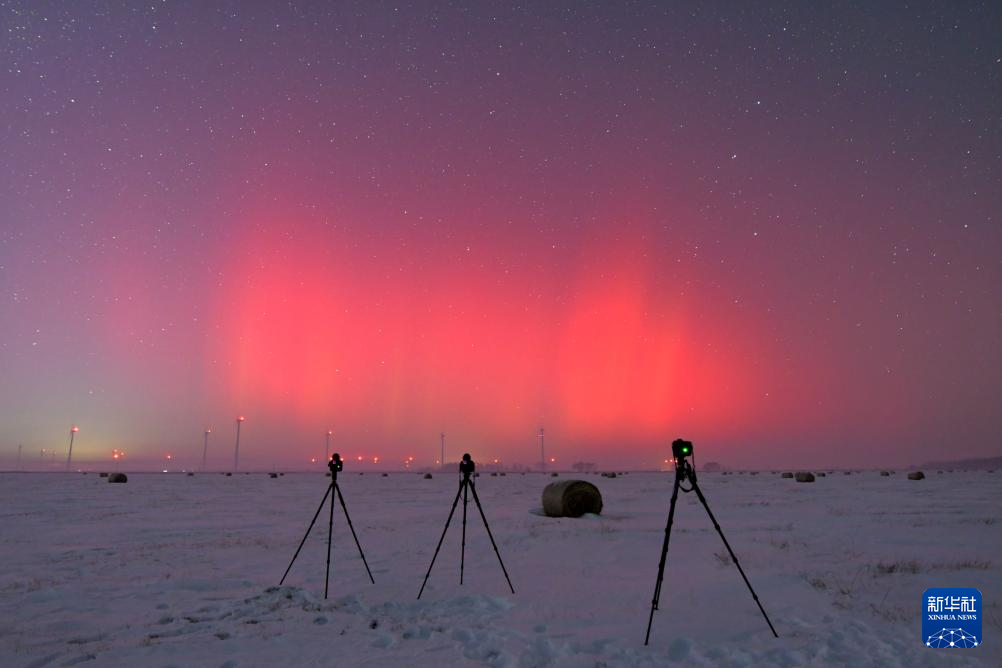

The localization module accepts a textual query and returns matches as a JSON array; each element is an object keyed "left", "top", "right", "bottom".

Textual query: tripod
[
  {"left": 645, "top": 440, "right": 778, "bottom": 645},
  {"left": 418, "top": 454, "right": 515, "bottom": 599},
  {"left": 280, "top": 453, "right": 374, "bottom": 598}
]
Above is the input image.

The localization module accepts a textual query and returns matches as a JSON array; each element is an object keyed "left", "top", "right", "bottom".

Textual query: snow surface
[{"left": 1, "top": 470, "right": 999, "bottom": 667}]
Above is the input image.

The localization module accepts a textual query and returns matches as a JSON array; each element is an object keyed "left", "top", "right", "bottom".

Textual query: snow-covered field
[{"left": 1, "top": 469, "right": 998, "bottom": 667}]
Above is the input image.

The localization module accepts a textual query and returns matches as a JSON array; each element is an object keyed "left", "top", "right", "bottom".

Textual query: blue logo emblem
[{"left": 923, "top": 588, "right": 981, "bottom": 648}]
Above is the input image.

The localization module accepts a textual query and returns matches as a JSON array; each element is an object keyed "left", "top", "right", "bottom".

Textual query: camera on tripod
[
  {"left": 329, "top": 453, "right": 343, "bottom": 473},
  {"left": 645, "top": 436, "right": 777, "bottom": 645},
  {"left": 671, "top": 439, "right": 693, "bottom": 461},
  {"left": 459, "top": 453, "right": 475, "bottom": 476}
]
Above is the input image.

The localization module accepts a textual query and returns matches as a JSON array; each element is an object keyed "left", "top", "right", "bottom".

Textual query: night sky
[{"left": 2, "top": 2, "right": 1000, "bottom": 470}]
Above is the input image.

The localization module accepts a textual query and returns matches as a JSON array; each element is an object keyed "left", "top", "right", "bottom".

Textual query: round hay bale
[
  {"left": 187, "top": 472, "right": 194, "bottom": 477},
  {"left": 225, "top": 472, "right": 232, "bottom": 477},
  {"left": 907, "top": 471, "right": 925, "bottom": 480},
  {"left": 817, "top": 472, "right": 827, "bottom": 477},
  {"left": 780, "top": 472, "right": 794, "bottom": 479},
  {"left": 542, "top": 480, "right": 603, "bottom": 518},
  {"left": 269, "top": 472, "right": 278, "bottom": 478},
  {"left": 107, "top": 473, "right": 128, "bottom": 483},
  {"left": 843, "top": 471, "right": 851, "bottom": 475},
  {"left": 423, "top": 473, "right": 433, "bottom": 479},
  {"left": 880, "top": 471, "right": 890, "bottom": 477},
  {"left": 381, "top": 473, "right": 388, "bottom": 477},
  {"left": 794, "top": 472, "right": 815, "bottom": 483},
  {"left": 500, "top": 472, "right": 507, "bottom": 476},
  {"left": 550, "top": 472, "right": 559, "bottom": 477},
  {"left": 490, "top": 472, "right": 498, "bottom": 477},
  {"left": 99, "top": 472, "right": 109, "bottom": 478}
]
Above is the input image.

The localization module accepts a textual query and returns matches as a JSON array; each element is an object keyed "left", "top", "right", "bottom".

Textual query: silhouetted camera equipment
[
  {"left": 280, "top": 450, "right": 373, "bottom": 598},
  {"left": 418, "top": 453, "right": 514, "bottom": 599},
  {"left": 671, "top": 439, "right": 693, "bottom": 461},
  {"left": 645, "top": 437, "right": 777, "bottom": 646}
]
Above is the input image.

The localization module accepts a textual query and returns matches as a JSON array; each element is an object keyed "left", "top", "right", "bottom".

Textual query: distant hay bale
[
  {"left": 601, "top": 472, "right": 617, "bottom": 478},
  {"left": 817, "top": 472, "right": 827, "bottom": 477},
  {"left": 187, "top": 472, "right": 194, "bottom": 477},
  {"left": 550, "top": 472, "right": 558, "bottom": 477},
  {"left": 99, "top": 472, "right": 109, "bottom": 478},
  {"left": 108, "top": 473, "right": 128, "bottom": 483},
  {"left": 843, "top": 471, "right": 852, "bottom": 475},
  {"left": 907, "top": 471, "right": 925, "bottom": 480},
  {"left": 795, "top": 472, "right": 815, "bottom": 483},
  {"left": 490, "top": 472, "right": 498, "bottom": 477},
  {"left": 542, "top": 480, "right": 603, "bottom": 518},
  {"left": 424, "top": 473, "right": 433, "bottom": 479},
  {"left": 225, "top": 472, "right": 232, "bottom": 476},
  {"left": 269, "top": 473, "right": 278, "bottom": 478},
  {"left": 381, "top": 473, "right": 388, "bottom": 477},
  {"left": 880, "top": 471, "right": 890, "bottom": 477},
  {"left": 780, "top": 472, "right": 794, "bottom": 479},
  {"left": 500, "top": 472, "right": 507, "bottom": 476}
]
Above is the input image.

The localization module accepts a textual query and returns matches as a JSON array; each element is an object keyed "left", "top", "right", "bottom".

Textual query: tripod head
[
  {"left": 329, "top": 452, "right": 343, "bottom": 480},
  {"left": 671, "top": 438, "right": 697, "bottom": 485},
  {"left": 459, "top": 453, "right": 475, "bottom": 480}
]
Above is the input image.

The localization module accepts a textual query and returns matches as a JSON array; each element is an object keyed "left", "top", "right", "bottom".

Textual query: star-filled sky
[{"left": 2, "top": 2, "right": 1000, "bottom": 470}]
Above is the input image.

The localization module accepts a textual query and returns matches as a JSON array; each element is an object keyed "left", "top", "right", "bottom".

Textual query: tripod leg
[
  {"left": 417, "top": 481, "right": 465, "bottom": 599},
  {"left": 468, "top": 482, "right": 515, "bottom": 594},
  {"left": 645, "top": 473, "right": 682, "bottom": 645},
  {"left": 335, "top": 483, "right": 375, "bottom": 584},
  {"left": 691, "top": 482, "right": 779, "bottom": 638},
  {"left": 460, "top": 481, "right": 468, "bottom": 584},
  {"left": 280, "top": 483, "right": 334, "bottom": 586},
  {"left": 325, "top": 479, "right": 336, "bottom": 599}
]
